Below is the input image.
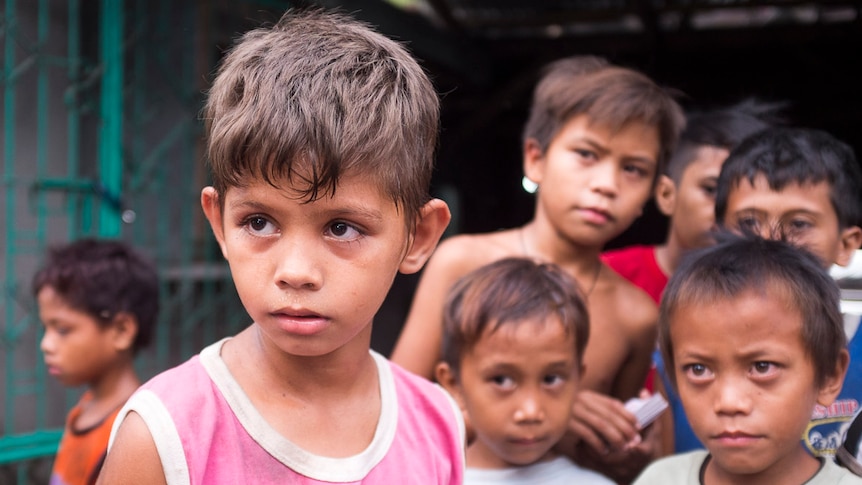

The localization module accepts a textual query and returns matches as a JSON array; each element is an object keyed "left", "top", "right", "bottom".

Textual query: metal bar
[
  {"left": 67, "top": 0, "right": 82, "bottom": 238},
  {"left": 0, "top": 430, "right": 64, "bottom": 464},
  {"left": 97, "top": 0, "right": 123, "bottom": 236},
  {"left": 4, "top": 0, "right": 19, "bottom": 436}
]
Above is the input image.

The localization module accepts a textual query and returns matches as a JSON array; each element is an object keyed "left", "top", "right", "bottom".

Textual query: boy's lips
[
  {"left": 271, "top": 308, "right": 330, "bottom": 336},
  {"left": 579, "top": 206, "right": 614, "bottom": 224},
  {"left": 507, "top": 435, "right": 548, "bottom": 447},
  {"left": 712, "top": 430, "right": 762, "bottom": 446}
]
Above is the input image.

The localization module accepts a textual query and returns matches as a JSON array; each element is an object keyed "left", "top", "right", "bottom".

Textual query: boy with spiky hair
[
  {"left": 635, "top": 235, "right": 860, "bottom": 484},
  {"left": 99, "top": 9, "right": 462, "bottom": 484}
]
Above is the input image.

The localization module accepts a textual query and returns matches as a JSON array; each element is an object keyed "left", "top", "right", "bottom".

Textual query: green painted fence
[{"left": 0, "top": 1, "right": 293, "bottom": 482}]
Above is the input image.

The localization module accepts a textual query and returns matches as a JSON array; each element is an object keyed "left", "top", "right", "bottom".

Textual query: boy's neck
[
  {"left": 521, "top": 222, "right": 603, "bottom": 297},
  {"left": 88, "top": 355, "right": 140, "bottom": 404},
  {"left": 521, "top": 221, "right": 602, "bottom": 271},
  {"left": 76, "top": 357, "right": 140, "bottom": 430},
  {"left": 654, "top": 241, "right": 680, "bottom": 277},
  {"left": 702, "top": 448, "right": 821, "bottom": 485},
  {"left": 229, "top": 325, "right": 378, "bottom": 399}
]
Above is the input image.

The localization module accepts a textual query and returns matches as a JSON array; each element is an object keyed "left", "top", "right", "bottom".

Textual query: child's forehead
[
  {"left": 679, "top": 146, "right": 729, "bottom": 178},
  {"left": 727, "top": 174, "right": 836, "bottom": 214},
  {"left": 671, "top": 283, "right": 801, "bottom": 328},
  {"left": 473, "top": 316, "right": 576, "bottom": 353},
  {"left": 226, "top": 172, "right": 398, "bottom": 208},
  {"left": 670, "top": 287, "right": 807, "bottom": 348},
  {"left": 557, "top": 114, "right": 661, "bottom": 160}
]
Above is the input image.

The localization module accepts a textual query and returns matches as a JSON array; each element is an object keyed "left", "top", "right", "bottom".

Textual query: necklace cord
[{"left": 519, "top": 227, "right": 601, "bottom": 297}]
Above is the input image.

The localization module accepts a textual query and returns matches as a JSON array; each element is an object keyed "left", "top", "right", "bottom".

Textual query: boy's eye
[
  {"left": 574, "top": 149, "right": 598, "bottom": 161},
  {"left": 489, "top": 375, "right": 515, "bottom": 390},
  {"left": 622, "top": 163, "right": 650, "bottom": 179},
  {"left": 47, "top": 325, "right": 72, "bottom": 337},
  {"left": 783, "top": 219, "right": 813, "bottom": 233},
  {"left": 750, "top": 361, "right": 779, "bottom": 378},
  {"left": 543, "top": 374, "right": 565, "bottom": 387},
  {"left": 327, "top": 221, "right": 362, "bottom": 241},
  {"left": 701, "top": 183, "right": 717, "bottom": 197},
  {"left": 735, "top": 216, "right": 761, "bottom": 234},
  {"left": 682, "top": 363, "right": 713, "bottom": 381},
  {"left": 244, "top": 216, "right": 277, "bottom": 236}
]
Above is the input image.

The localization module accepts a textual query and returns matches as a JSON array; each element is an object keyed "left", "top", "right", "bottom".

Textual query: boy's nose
[
  {"left": 273, "top": 237, "right": 323, "bottom": 290},
  {"left": 713, "top": 375, "right": 753, "bottom": 416},
  {"left": 513, "top": 392, "right": 545, "bottom": 423},
  {"left": 40, "top": 330, "right": 54, "bottom": 355},
  {"left": 588, "top": 161, "right": 619, "bottom": 197}
]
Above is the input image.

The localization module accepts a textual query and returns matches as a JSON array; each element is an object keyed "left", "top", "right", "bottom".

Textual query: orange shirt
[{"left": 50, "top": 392, "right": 122, "bottom": 485}]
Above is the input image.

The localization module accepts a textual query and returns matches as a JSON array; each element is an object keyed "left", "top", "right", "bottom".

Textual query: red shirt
[
  {"left": 601, "top": 245, "right": 667, "bottom": 305},
  {"left": 51, "top": 392, "right": 121, "bottom": 485}
]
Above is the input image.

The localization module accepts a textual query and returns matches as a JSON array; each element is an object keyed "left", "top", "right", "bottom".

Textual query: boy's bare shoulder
[
  {"left": 598, "top": 265, "right": 659, "bottom": 335},
  {"left": 429, "top": 229, "right": 522, "bottom": 273}
]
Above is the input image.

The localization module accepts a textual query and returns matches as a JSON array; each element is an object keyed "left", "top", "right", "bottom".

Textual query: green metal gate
[{"left": 0, "top": 1, "right": 293, "bottom": 482}]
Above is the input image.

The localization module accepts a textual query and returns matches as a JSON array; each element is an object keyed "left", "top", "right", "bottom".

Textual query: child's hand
[
  {"left": 581, "top": 419, "right": 662, "bottom": 485},
  {"left": 567, "top": 389, "right": 641, "bottom": 454},
  {"left": 558, "top": 389, "right": 664, "bottom": 484}
]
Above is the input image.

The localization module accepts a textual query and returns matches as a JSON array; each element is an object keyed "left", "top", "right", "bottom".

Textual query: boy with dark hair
[
  {"left": 715, "top": 126, "right": 862, "bottom": 459},
  {"left": 602, "top": 99, "right": 784, "bottom": 455},
  {"left": 98, "top": 8, "right": 462, "bottom": 484},
  {"left": 33, "top": 238, "right": 159, "bottom": 485},
  {"left": 436, "top": 257, "right": 613, "bottom": 484},
  {"left": 635, "top": 235, "right": 860, "bottom": 484},
  {"left": 393, "top": 54, "right": 685, "bottom": 482}
]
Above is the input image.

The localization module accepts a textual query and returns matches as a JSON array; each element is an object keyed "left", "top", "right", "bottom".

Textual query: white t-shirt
[
  {"left": 465, "top": 456, "right": 613, "bottom": 485},
  {"left": 634, "top": 450, "right": 862, "bottom": 484}
]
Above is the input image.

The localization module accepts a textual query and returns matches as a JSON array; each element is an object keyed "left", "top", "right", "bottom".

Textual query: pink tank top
[{"left": 109, "top": 340, "right": 465, "bottom": 484}]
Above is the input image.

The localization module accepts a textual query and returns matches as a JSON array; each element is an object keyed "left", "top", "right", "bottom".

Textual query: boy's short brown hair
[
  {"left": 203, "top": 9, "right": 440, "bottom": 224},
  {"left": 522, "top": 55, "right": 685, "bottom": 176},
  {"left": 441, "top": 257, "right": 590, "bottom": 376},
  {"left": 659, "top": 234, "right": 846, "bottom": 389}
]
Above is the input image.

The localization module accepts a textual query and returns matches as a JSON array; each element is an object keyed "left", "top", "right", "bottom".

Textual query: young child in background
[
  {"left": 97, "top": 9, "right": 462, "bottom": 484},
  {"left": 34, "top": 238, "right": 159, "bottom": 485},
  {"left": 392, "top": 54, "right": 685, "bottom": 483},
  {"left": 635, "top": 235, "right": 861, "bottom": 484},
  {"left": 602, "top": 99, "right": 784, "bottom": 455},
  {"left": 436, "top": 257, "right": 613, "bottom": 485},
  {"left": 715, "top": 126, "right": 862, "bottom": 459}
]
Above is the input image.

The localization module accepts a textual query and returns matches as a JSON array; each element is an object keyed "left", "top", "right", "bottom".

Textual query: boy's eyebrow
[
  {"left": 228, "top": 197, "right": 387, "bottom": 222},
  {"left": 578, "top": 136, "right": 657, "bottom": 166},
  {"left": 227, "top": 199, "right": 271, "bottom": 212},
  {"left": 325, "top": 206, "right": 386, "bottom": 222},
  {"left": 477, "top": 361, "right": 521, "bottom": 374},
  {"left": 732, "top": 206, "right": 822, "bottom": 219},
  {"left": 674, "top": 348, "right": 714, "bottom": 363}
]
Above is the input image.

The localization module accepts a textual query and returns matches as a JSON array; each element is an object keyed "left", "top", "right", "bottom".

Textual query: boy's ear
[
  {"left": 522, "top": 138, "right": 545, "bottom": 187},
  {"left": 201, "top": 187, "right": 228, "bottom": 260},
  {"left": 654, "top": 175, "right": 677, "bottom": 217},
  {"left": 109, "top": 313, "right": 138, "bottom": 353},
  {"left": 435, "top": 362, "right": 465, "bottom": 410},
  {"left": 817, "top": 348, "right": 850, "bottom": 406},
  {"left": 400, "top": 198, "right": 451, "bottom": 274},
  {"left": 835, "top": 225, "right": 862, "bottom": 267}
]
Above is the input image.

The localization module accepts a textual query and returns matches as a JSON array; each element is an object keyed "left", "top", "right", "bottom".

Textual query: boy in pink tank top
[{"left": 98, "top": 8, "right": 463, "bottom": 484}]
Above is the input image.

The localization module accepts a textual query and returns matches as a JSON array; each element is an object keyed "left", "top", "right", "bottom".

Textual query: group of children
[{"left": 35, "top": 7, "right": 862, "bottom": 485}]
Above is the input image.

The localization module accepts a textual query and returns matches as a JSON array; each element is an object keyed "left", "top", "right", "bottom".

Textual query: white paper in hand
[{"left": 624, "top": 393, "right": 669, "bottom": 429}]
